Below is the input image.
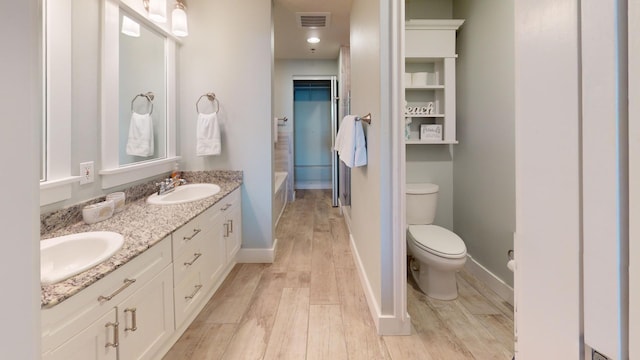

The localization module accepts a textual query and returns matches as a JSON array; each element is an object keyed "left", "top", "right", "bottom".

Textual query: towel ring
[
  {"left": 131, "top": 92, "right": 154, "bottom": 115},
  {"left": 196, "top": 92, "right": 220, "bottom": 114}
]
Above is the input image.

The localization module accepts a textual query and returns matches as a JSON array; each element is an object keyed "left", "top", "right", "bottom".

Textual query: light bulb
[
  {"left": 172, "top": 5, "right": 188, "bottom": 37},
  {"left": 121, "top": 16, "right": 140, "bottom": 37},
  {"left": 148, "top": 0, "right": 167, "bottom": 23}
]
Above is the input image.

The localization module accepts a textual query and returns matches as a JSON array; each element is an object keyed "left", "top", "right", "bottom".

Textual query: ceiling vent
[{"left": 296, "top": 12, "right": 331, "bottom": 28}]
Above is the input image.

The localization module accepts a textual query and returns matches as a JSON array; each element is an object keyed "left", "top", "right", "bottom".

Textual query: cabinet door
[
  {"left": 119, "top": 266, "right": 174, "bottom": 360},
  {"left": 224, "top": 200, "right": 242, "bottom": 260},
  {"left": 43, "top": 308, "right": 118, "bottom": 360},
  {"left": 202, "top": 213, "right": 227, "bottom": 286}
]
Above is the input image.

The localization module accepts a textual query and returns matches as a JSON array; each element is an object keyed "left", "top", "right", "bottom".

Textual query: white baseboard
[
  {"left": 348, "top": 233, "right": 411, "bottom": 335},
  {"left": 237, "top": 239, "right": 278, "bottom": 263},
  {"left": 464, "top": 254, "right": 514, "bottom": 306}
]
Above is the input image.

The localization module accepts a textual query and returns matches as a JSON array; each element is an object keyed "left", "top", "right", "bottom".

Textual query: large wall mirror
[
  {"left": 118, "top": 10, "right": 167, "bottom": 166},
  {"left": 101, "top": 0, "right": 179, "bottom": 188}
]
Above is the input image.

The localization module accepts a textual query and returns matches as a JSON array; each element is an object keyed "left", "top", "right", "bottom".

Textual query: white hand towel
[
  {"left": 274, "top": 117, "right": 278, "bottom": 144},
  {"left": 126, "top": 112, "right": 154, "bottom": 157},
  {"left": 334, "top": 115, "right": 367, "bottom": 168},
  {"left": 196, "top": 112, "right": 221, "bottom": 156},
  {"left": 354, "top": 119, "right": 367, "bottom": 167}
]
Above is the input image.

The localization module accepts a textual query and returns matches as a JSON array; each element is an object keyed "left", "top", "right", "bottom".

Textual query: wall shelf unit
[{"left": 404, "top": 19, "right": 464, "bottom": 144}]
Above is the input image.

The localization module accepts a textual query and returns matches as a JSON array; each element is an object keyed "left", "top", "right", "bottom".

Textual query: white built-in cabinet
[
  {"left": 42, "top": 188, "right": 242, "bottom": 360},
  {"left": 404, "top": 20, "right": 464, "bottom": 144}
]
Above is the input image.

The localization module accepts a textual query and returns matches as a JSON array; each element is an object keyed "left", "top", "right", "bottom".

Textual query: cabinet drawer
[
  {"left": 173, "top": 231, "right": 208, "bottom": 284},
  {"left": 174, "top": 269, "right": 206, "bottom": 328},
  {"left": 172, "top": 205, "right": 219, "bottom": 256},
  {"left": 42, "top": 237, "right": 172, "bottom": 353}
]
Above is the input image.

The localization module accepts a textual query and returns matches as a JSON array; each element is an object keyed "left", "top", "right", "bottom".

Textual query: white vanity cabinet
[
  {"left": 172, "top": 204, "right": 225, "bottom": 328},
  {"left": 173, "top": 187, "right": 242, "bottom": 329},
  {"left": 42, "top": 238, "right": 174, "bottom": 360},
  {"left": 42, "top": 186, "right": 244, "bottom": 359},
  {"left": 404, "top": 19, "right": 464, "bottom": 144}
]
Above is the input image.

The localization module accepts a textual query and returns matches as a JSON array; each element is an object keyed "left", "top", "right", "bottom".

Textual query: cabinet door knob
[
  {"left": 185, "top": 284, "right": 203, "bottom": 300},
  {"left": 184, "top": 252, "right": 202, "bottom": 266},
  {"left": 98, "top": 278, "right": 136, "bottom": 302},
  {"left": 124, "top": 308, "right": 137, "bottom": 332},
  {"left": 228, "top": 219, "right": 233, "bottom": 234},
  {"left": 183, "top": 228, "right": 201, "bottom": 241},
  {"left": 105, "top": 321, "right": 119, "bottom": 348}
]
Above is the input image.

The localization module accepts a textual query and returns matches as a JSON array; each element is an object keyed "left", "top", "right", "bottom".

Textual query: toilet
[{"left": 406, "top": 183, "right": 467, "bottom": 300}]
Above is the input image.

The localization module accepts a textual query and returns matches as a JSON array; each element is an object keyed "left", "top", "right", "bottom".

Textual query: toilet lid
[{"left": 408, "top": 225, "right": 466, "bottom": 259}]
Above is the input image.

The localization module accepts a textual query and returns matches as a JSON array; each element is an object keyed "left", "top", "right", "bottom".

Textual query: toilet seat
[{"left": 408, "top": 225, "right": 466, "bottom": 259}]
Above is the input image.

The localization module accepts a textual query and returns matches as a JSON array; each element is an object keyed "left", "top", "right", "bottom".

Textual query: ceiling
[{"left": 273, "top": 0, "right": 353, "bottom": 60}]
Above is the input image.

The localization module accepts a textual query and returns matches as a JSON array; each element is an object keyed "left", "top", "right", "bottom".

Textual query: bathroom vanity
[{"left": 40, "top": 172, "right": 242, "bottom": 360}]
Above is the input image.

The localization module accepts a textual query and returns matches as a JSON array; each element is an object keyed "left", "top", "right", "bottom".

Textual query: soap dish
[
  {"left": 106, "top": 192, "right": 126, "bottom": 213},
  {"left": 82, "top": 200, "right": 115, "bottom": 224}
]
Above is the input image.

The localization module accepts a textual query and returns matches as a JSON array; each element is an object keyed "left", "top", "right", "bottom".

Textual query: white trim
[
  {"left": 40, "top": 176, "right": 81, "bottom": 206},
  {"left": 236, "top": 239, "right": 277, "bottom": 263},
  {"left": 99, "top": 156, "right": 181, "bottom": 189},
  {"left": 41, "top": 0, "right": 74, "bottom": 206},
  {"left": 405, "top": 19, "right": 466, "bottom": 31},
  {"left": 464, "top": 254, "right": 514, "bottom": 307},
  {"left": 389, "top": 0, "right": 410, "bottom": 336},
  {"left": 349, "top": 233, "right": 411, "bottom": 335}
]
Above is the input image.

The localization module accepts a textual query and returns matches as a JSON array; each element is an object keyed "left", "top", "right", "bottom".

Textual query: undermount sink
[
  {"left": 41, "top": 231, "right": 124, "bottom": 285},
  {"left": 147, "top": 183, "right": 221, "bottom": 205}
]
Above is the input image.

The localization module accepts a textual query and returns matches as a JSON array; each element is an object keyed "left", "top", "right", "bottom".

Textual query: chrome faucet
[{"left": 155, "top": 177, "right": 187, "bottom": 195}]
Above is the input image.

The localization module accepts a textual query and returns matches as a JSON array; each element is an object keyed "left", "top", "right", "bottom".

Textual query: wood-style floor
[{"left": 164, "top": 189, "right": 514, "bottom": 360}]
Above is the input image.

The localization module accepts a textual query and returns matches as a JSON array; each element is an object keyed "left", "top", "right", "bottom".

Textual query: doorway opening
[{"left": 293, "top": 77, "right": 339, "bottom": 205}]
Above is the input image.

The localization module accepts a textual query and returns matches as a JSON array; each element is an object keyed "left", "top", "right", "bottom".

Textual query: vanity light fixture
[
  {"left": 171, "top": 0, "right": 188, "bottom": 37},
  {"left": 307, "top": 36, "right": 320, "bottom": 44},
  {"left": 121, "top": 16, "right": 141, "bottom": 37},
  {"left": 143, "top": 0, "right": 167, "bottom": 23}
]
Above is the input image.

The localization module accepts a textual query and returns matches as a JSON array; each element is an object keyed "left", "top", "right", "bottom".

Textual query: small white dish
[
  {"left": 106, "top": 192, "right": 126, "bottom": 213},
  {"left": 82, "top": 200, "right": 115, "bottom": 224}
]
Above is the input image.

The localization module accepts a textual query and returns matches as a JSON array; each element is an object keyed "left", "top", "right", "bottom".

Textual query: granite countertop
[{"left": 41, "top": 171, "right": 242, "bottom": 309}]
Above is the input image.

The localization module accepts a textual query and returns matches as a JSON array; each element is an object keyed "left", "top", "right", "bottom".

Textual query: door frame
[{"left": 291, "top": 75, "right": 338, "bottom": 201}]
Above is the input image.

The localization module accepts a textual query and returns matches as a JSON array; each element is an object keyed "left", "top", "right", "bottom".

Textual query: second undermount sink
[
  {"left": 147, "top": 183, "right": 221, "bottom": 205},
  {"left": 41, "top": 231, "right": 124, "bottom": 285}
]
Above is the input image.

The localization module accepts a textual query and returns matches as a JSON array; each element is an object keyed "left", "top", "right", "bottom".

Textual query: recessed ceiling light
[{"left": 307, "top": 37, "right": 320, "bottom": 44}]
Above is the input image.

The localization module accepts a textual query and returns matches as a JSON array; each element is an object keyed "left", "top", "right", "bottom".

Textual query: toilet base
[{"left": 409, "top": 257, "right": 459, "bottom": 300}]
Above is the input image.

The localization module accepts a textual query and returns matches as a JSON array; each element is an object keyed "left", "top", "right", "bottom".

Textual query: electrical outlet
[{"left": 80, "top": 161, "right": 94, "bottom": 185}]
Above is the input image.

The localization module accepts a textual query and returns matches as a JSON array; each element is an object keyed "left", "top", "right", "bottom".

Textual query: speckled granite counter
[{"left": 40, "top": 170, "right": 242, "bottom": 309}]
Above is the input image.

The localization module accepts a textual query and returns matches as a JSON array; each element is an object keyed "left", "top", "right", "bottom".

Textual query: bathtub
[{"left": 274, "top": 171, "right": 288, "bottom": 227}]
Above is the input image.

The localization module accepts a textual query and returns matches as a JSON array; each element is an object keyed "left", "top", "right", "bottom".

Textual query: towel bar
[
  {"left": 196, "top": 92, "right": 220, "bottom": 114},
  {"left": 357, "top": 113, "right": 371, "bottom": 124}
]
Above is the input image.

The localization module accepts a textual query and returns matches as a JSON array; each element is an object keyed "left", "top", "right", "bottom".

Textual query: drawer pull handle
[
  {"left": 185, "top": 284, "right": 203, "bottom": 300},
  {"left": 184, "top": 252, "right": 202, "bottom": 266},
  {"left": 105, "top": 321, "right": 119, "bottom": 348},
  {"left": 221, "top": 203, "right": 231, "bottom": 211},
  {"left": 98, "top": 278, "right": 136, "bottom": 302},
  {"left": 228, "top": 219, "right": 233, "bottom": 233},
  {"left": 124, "top": 308, "right": 137, "bottom": 332},
  {"left": 183, "top": 228, "right": 201, "bottom": 241}
]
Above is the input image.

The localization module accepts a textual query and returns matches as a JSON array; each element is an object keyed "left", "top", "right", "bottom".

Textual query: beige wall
[
  {"left": 452, "top": 0, "right": 515, "bottom": 287},
  {"left": 350, "top": 0, "right": 384, "bottom": 308},
  {"left": 179, "top": 0, "right": 273, "bottom": 249}
]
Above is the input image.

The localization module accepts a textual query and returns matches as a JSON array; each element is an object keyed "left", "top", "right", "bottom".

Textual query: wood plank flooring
[{"left": 164, "top": 189, "right": 514, "bottom": 360}]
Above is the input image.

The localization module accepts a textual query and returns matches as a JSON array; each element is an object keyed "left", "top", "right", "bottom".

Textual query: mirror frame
[
  {"left": 99, "top": 0, "right": 180, "bottom": 189},
  {"left": 40, "top": 0, "right": 81, "bottom": 206}
]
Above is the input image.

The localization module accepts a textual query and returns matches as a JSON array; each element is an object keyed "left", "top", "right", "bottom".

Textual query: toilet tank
[{"left": 406, "top": 183, "right": 439, "bottom": 225}]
